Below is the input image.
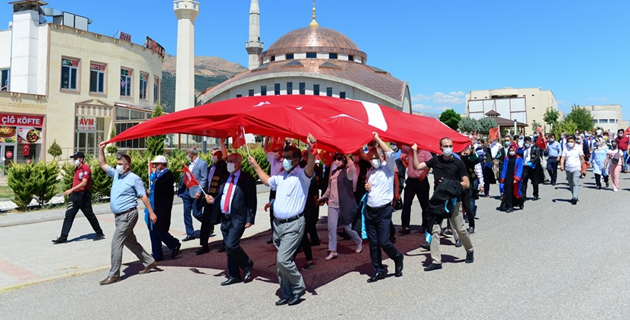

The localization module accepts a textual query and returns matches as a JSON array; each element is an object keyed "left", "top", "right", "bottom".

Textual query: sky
[{"left": 1, "top": 0, "right": 628, "bottom": 119}]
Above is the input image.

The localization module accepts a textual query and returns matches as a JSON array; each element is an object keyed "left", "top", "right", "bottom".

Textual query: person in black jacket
[
  {"left": 205, "top": 153, "right": 257, "bottom": 285},
  {"left": 146, "top": 156, "right": 180, "bottom": 261},
  {"left": 197, "top": 148, "right": 228, "bottom": 255},
  {"left": 412, "top": 138, "right": 475, "bottom": 271},
  {"left": 520, "top": 136, "right": 542, "bottom": 201}
]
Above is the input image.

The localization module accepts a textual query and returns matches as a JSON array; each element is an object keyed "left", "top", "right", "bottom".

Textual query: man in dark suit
[
  {"left": 205, "top": 153, "right": 256, "bottom": 285},
  {"left": 146, "top": 156, "right": 180, "bottom": 261},
  {"left": 178, "top": 148, "right": 208, "bottom": 241},
  {"left": 521, "top": 136, "right": 542, "bottom": 201},
  {"left": 197, "top": 147, "right": 228, "bottom": 255}
]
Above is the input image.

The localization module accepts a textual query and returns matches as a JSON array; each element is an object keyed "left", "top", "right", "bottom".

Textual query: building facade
[
  {"left": 578, "top": 105, "right": 628, "bottom": 132},
  {"left": 466, "top": 87, "right": 559, "bottom": 130},
  {"left": 0, "top": 1, "right": 163, "bottom": 173}
]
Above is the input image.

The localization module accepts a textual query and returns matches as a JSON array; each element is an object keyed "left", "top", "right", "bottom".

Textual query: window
[
  {"left": 287, "top": 82, "right": 293, "bottom": 95},
  {"left": 329, "top": 53, "right": 338, "bottom": 59},
  {"left": 248, "top": 89, "right": 254, "bottom": 97},
  {"left": 610, "top": 119, "right": 616, "bottom": 123},
  {"left": 340, "top": 91, "right": 346, "bottom": 99},
  {"left": 120, "top": 68, "right": 132, "bottom": 97},
  {"left": 115, "top": 122, "right": 147, "bottom": 149},
  {"left": 306, "top": 52, "right": 317, "bottom": 58},
  {"left": 139, "top": 72, "right": 148, "bottom": 100},
  {"left": 270, "top": 56, "right": 276, "bottom": 62},
  {"left": 348, "top": 55, "right": 354, "bottom": 61},
  {"left": 299, "top": 82, "right": 305, "bottom": 95},
  {"left": 599, "top": 119, "right": 608, "bottom": 123},
  {"left": 61, "top": 58, "right": 79, "bottom": 90},
  {"left": 274, "top": 83, "right": 280, "bottom": 95},
  {"left": 313, "top": 84, "right": 320, "bottom": 96},
  {"left": 261, "top": 85, "right": 267, "bottom": 96},
  {"left": 89, "top": 63, "right": 105, "bottom": 93},
  {"left": 236, "top": 94, "right": 242, "bottom": 98},
  {"left": 0, "top": 69, "right": 8, "bottom": 91},
  {"left": 153, "top": 77, "right": 160, "bottom": 103},
  {"left": 286, "top": 53, "right": 294, "bottom": 60},
  {"left": 326, "top": 87, "right": 333, "bottom": 97}
]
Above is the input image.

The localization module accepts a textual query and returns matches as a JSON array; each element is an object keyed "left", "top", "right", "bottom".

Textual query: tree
[
  {"left": 439, "top": 109, "right": 461, "bottom": 131},
  {"left": 543, "top": 107, "right": 560, "bottom": 126},
  {"left": 106, "top": 128, "right": 118, "bottom": 155},
  {"left": 47, "top": 140, "right": 62, "bottom": 160},
  {"left": 478, "top": 117, "right": 498, "bottom": 135},
  {"left": 146, "top": 103, "right": 166, "bottom": 158},
  {"left": 457, "top": 117, "right": 481, "bottom": 134},
  {"left": 565, "top": 105, "right": 594, "bottom": 132},
  {"left": 553, "top": 120, "right": 578, "bottom": 140}
]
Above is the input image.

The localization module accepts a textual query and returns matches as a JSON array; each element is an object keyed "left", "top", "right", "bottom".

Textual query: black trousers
[
  {"left": 221, "top": 216, "right": 252, "bottom": 281},
  {"left": 294, "top": 225, "right": 313, "bottom": 262},
  {"left": 199, "top": 202, "right": 218, "bottom": 248},
  {"left": 365, "top": 204, "right": 401, "bottom": 274},
  {"left": 547, "top": 157, "right": 558, "bottom": 184},
  {"left": 268, "top": 190, "right": 277, "bottom": 239},
  {"left": 401, "top": 178, "right": 430, "bottom": 230},
  {"left": 460, "top": 183, "right": 475, "bottom": 228},
  {"left": 60, "top": 190, "right": 102, "bottom": 238},
  {"left": 522, "top": 166, "right": 540, "bottom": 199},
  {"left": 149, "top": 228, "right": 179, "bottom": 260}
]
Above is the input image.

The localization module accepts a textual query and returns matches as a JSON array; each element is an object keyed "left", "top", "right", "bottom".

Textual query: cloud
[
  {"left": 588, "top": 97, "right": 608, "bottom": 102},
  {"left": 411, "top": 91, "right": 466, "bottom": 105},
  {"left": 412, "top": 103, "right": 449, "bottom": 113}
]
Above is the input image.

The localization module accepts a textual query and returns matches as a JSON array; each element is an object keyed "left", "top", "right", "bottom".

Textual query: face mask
[
  {"left": 186, "top": 155, "right": 192, "bottom": 162},
  {"left": 227, "top": 163, "right": 236, "bottom": 173},
  {"left": 504, "top": 142, "right": 510, "bottom": 148},
  {"left": 211, "top": 156, "right": 218, "bottom": 163},
  {"left": 74, "top": 159, "right": 81, "bottom": 166},
  {"left": 525, "top": 143, "right": 531, "bottom": 148},
  {"left": 116, "top": 165, "right": 125, "bottom": 175},
  {"left": 509, "top": 151, "right": 516, "bottom": 156},
  {"left": 549, "top": 138, "right": 555, "bottom": 142},
  {"left": 518, "top": 140, "right": 524, "bottom": 148},
  {"left": 473, "top": 143, "right": 479, "bottom": 150},
  {"left": 576, "top": 140, "right": 582, "bottom": 144},
  {"left": 567, "top": 142, "right": 575, "bottom": 149},
  {"left": 282, "top": 158, "right": 294, "bottom": 171},
  {"left": 442, "top": 147, "right": 453, "bottom": 157},
  {"left": 371, "top": 159, "right": 382, "bottom": 169}
]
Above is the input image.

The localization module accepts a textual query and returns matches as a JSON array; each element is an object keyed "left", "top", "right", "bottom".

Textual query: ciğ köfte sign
[{"left": 0, "top": 114, "right": 44, "bottom": 127}]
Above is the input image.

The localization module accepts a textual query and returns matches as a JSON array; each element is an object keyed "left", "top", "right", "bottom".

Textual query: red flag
[
  {"left": 488, "top": 127, "right": 499, "bottom": 142},
  {"left": 232, "top": 129, "right": 245, "bottom": 149},
  {"left": 181, "top": 162, "right": 200, "bottom": 189},
  {"left": 624, "top": 127, "right": 630, "bottom": 136},
  {"left": 319, "top": 149, "right": 335, "bottom": 166},
  {"left": 535, "top": 126, "right": 547, "bottom": 150},
  {"left": 265, "top": 137, "right": 285, "bottom": 153}
]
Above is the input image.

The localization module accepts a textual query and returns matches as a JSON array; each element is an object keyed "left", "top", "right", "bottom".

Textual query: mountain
[{"left": 161, "top": 54, "right": 247, "bottom": 113}]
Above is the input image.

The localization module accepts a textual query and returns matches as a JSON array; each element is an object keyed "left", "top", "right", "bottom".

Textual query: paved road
[{"left": 2, "top": 171, "right": 630, "bottom": 319}]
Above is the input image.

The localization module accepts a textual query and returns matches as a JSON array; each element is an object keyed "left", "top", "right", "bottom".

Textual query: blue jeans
[
  {"left": 182, "top": 193, "right": 203, "bottom": 237},
  {"left": 623, "top": 150, "right": 629, "bottom": 171}
]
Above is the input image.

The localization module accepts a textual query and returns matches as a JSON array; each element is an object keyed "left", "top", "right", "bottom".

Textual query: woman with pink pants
[{"left": 605, "top": 141, "right": 622, "bottom": 191}]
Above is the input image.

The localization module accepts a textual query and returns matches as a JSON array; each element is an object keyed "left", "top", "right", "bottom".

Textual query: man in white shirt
[
  {"left": 364, "top": 132, "right": 404, "bottom": 283},
  {"left": 265, "top": 147, "right": 284, "bottom": 243},
  {"left": 559, "top": 135, "right": 585, "bottom": 205}
]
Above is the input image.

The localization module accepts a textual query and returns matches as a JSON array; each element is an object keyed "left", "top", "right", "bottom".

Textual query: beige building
[
  {"left": 578, "top": 105, "right": 628, "bottom": 132},
  {"left": 466, "top": 87, "right": 559, "bottom": 131},
  {"left": 0, "top": 0, "right": 164, "bottom": 174}
]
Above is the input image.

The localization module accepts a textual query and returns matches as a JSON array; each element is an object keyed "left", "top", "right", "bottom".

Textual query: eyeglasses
[{"left": 442, "top": 145, "right": 453, "bottom": 148}]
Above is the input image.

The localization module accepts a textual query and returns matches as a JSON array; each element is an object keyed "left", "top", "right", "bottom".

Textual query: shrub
[
  {"left": 60, "top": 163, "right": 76, "bottom": 202},
  {"left": 32, "top": 161, "right": 60, "bottom": 206},
  {"left": 236, "top": 147, "right": 269, "bottom": 180},
  {"left": 48, "top": 140, "right": 62, "bottom": 159},
  {"left": 7, "top": 163, "right": 36, "bottom": 211},
  {"left": 90, "top": 156, "right": 116, "bottom": 200}
]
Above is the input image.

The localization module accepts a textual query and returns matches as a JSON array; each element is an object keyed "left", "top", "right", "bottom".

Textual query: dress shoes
[
  {"left": 171, "top": 243, "right": 181, "bottom": 259},
  {"left": 465, "top": 251, "right": 474, "bottom": 263},
  {"left": 468, "top": 227, "right": 475, "bottom": 234},
  {"left": 303, "top": 261, "right": 314, "bottom": 270},
  {"left": 52, "top": 237, "right": 67, "bottom": 244},
  {"left": 419, "top": 243, "right": 430, "bottom": 250},
  {"left": 367, "top": 272, "right": 385, "bottom": 283},
  {"left": 221, "top": 278, "right": 241, "bottom": 286},
  {"left": 195, "top": 246, "right": 210, "bottom": 255},
  {"left": 275, "top": 297, "right": 290, "bottom": 306},
  {"left": 218, "top": 245, "right": 226, "bottom": 252},
  {"left": 288, "top": 291, "right": 305, "bottom": 306},
  {"left": 182, "top": 235, "right": 196, "bottom": 242},
  {"left": 533, "top": 196, "right": 540, "bottom": 200},
  {"left": 139, "top": 261, "right": 157, "bottom": 274},
  {"left": 99, "top": 276, "right": 120, "bottom": 285},
  {"left": 93, "top": 233, "right": 105, "bottom": 241},
  {"left": 394, "top": 255, "right": 404, "bottom": 277},
  {"left": 455, "top": 239, "right": 462, "bottom": 247},
  {"left": 244, "top": 262, "right": 254, "bottom": 282},
  {"left": 571, "top": 198, "right": 578, "bottom": 205},
  {"left": 424, "top": 263, "right": 442, "bottom": 272},
  {"left": 310, "top": 240, "right": 321, "bottom": 246},
  {"left": 398, "top": 228, "right": 411, "bottom": 235},
  {"left": 506, "top": 208, "right": 515, "bottom": 213}
]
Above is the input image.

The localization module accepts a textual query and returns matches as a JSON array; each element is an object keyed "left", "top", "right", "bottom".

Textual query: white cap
[{"left": 151, "top": 155, "right": 167, "bottom": 164}]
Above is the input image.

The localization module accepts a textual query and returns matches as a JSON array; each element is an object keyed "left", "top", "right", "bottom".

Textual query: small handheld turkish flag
[
  {"left": 535, "top": 126, "right": 547, "bottom": 150},
  {"left": 181, "top": 162, "right": 199, "bottom": 190}
]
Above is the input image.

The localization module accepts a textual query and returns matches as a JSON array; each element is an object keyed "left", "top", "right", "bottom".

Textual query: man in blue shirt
[
  {"left": 546, "top": 133, "right": 562, "bottom": 185},
  {"left": 97, "top": 143, "right": 158, "bottom": 285}
]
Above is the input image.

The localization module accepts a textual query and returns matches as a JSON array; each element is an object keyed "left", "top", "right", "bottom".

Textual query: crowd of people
[{"left": 49, "top": 126, "right": 629, "bottom": 306}]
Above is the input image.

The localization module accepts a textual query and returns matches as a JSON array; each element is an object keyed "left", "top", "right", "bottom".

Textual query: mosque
[{"left": 196, "top": 1, "right": 412, "bottom": 114}]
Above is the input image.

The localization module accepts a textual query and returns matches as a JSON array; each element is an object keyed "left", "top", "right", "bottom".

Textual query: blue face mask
[
  {"left": 282, "top": 158, "right": 294, "bottom": 171},
  {"left": 504, "top": 142, "right": 510, "bottom": 148}
]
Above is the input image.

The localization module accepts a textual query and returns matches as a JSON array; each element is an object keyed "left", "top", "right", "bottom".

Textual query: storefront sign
[
  {"left": 0, "top": 114, "right": 44, "bottom": 126},
  {"left": 6, "top": 150, "right": 12, "bottom": 159},
  {"left": 17, "top": 127, "right": 42, "bottom": 144},
  {"left": 78, "top": 116, "right": 96, "bottom": 131},
  {"left": 0, "top": 126, "right": 16, "bottom": 143}
]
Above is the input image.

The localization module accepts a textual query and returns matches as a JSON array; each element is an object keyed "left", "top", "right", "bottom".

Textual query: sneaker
[
  {"left": 455, "top": 239, "right": 462, "bottom": 247},
  {"left": 613, "top": 187, "right": 619, "bottom": 192},
  {"left": 465, "top": 251, "right": 474, "bottom": 263},
  {"left": 94, "top": 233, "right": 105, "bottom": 241},
  {"left": 571, "top": 198, "right": 578, "bottom": 205}
]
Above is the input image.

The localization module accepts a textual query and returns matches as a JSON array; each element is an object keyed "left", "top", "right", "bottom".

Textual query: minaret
[
  {"left": 309, "top": 0, "right": 318, "bottom": 28},
  {"left": 173, "top": 0, "right": 199, "bottom": 112},
  {"left": 246, "top": 0, "right": 263, "bottom": 70}
]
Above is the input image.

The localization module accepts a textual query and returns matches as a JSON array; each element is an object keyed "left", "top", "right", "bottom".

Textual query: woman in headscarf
[
  {"left": 499, "top": 144, "right": 523, "bottom": 213},
  {"left": 605, "top": 140, "right": 622, "bottom": 192},
  {"left": 319, "top": 153, "right": 362, "bottom": 260},
  {"left": 590, "top": 137, "right": 609, "bottom": 190}
]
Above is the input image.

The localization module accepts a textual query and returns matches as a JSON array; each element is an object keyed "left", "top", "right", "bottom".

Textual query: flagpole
[{"left": 242, "top": 126, "right": 251, "bottom": 158}]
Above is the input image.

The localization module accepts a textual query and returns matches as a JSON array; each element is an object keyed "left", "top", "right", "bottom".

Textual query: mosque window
[
  {"left": 329, "top": 53, "right": 338, "bottom": 59},
  {"left": 248, "top": 89, "right": 254, "bottom": 97},
  {"left": 261, "top": 86, "right": 267, "bottom": 96},
  {"left": 326, "top": 87, "right": 333, "bottom": 97},
  {"left": 313, "top": 84, "right": 320, "bottom": 96},
  {"left": 120, "top": 68, "right": 132, "bottom": 97},
  {"left": 306, "top": 52, "right": 317, "bottom": 58},
  {"left": 236, "top": 94, "right": 242, "bottom": 98},
  {"left": 286, "top": 53, "right": 294, "bottom": 60},
  {"left": 274, "top": 83, "right": 280, "bottom": 95},
  {"left": 340, "top": 92, "right": 346, "bottom": 99},
  {"left": 270, "top": 56, "right": 276, "bottom": 62},
  {"left": 287, "top": 82, "right": 293, "bottom": 95},
  {"left": 348, "top": 55, "right": 354, "bottom": 61},
  {"left": 299, "top": 82, "right": 306, "bottom": 95}
]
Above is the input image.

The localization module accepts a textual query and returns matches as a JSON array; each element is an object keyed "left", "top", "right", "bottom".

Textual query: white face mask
[
  {"left": 116, "top": 165, "right": 125, "bottom": 175},
  {"left": 74, "top": 159, "right": 81, "bottom": 166},
  {"left": 282, "top": 158, "right": 293, "bottom": 171},
  {"left": 567, "top": 142, "right": 575, "bottom": 149},
  {"left": 442, "top": 147, "right": 453, "bottom": 157},
  {"left": 525, "top": 143, "right": 531, "bottom": 148},
  {"left": 211, "top": 156, "right": 218, "bottom": 163},
  {"left": 227, "top": 163, "right": 236, "bottom": 173},
  {"left": 186, "top": 155, "right": 192, "bottom": 162},
  {"left": 370, "top": 159, "right": 382, "bottom": 169},
  {"left": 509, "top": 151, "right": 516, "bottom": 156}
]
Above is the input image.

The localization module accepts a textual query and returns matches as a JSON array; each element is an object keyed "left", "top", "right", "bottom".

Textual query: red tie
[{"left": 223, "top": 175, "right": 235, "bottom": 213}]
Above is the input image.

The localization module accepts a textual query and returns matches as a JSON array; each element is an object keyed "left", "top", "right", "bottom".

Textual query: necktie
[{"left": 223, "top": 175, "right": 235, "bottom": 213}]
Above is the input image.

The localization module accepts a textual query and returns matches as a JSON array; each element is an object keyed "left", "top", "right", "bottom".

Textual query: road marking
[{"left": 0, "top": 259, "right": 38, "bottom": 281}]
